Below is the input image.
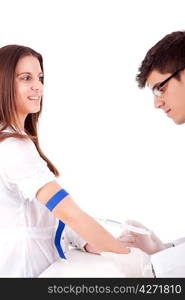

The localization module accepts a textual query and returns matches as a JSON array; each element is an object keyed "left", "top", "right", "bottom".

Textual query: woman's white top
[{"left": 0, "top": 127, "right": 86, "bottom": 277}]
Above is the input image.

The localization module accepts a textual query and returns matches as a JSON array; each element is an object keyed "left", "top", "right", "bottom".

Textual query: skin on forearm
[
  {"left": 36, "top": 181, "right": 129, "bottom": 254},
  {"left": 53, "top": 197, "right": 130, "bottom": 254}
]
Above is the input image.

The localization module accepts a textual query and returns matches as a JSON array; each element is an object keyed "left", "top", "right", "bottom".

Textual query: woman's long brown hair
[{"left": 0, "top": 44, "right": 60, "bottom": 176}]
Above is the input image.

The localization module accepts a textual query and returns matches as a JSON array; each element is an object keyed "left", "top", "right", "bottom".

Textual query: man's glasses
[{"left": 152, "top": 66, "right": 185, "bottom": 97}]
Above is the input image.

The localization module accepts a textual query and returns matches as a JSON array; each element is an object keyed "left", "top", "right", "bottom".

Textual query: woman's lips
[{"left": 28, "top": 96, "right": 41, "bottom": 101}]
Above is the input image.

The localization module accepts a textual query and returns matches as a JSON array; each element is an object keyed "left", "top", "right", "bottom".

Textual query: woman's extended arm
[{"left": 36, "top": 180, "right": 129, "bottom": 254}]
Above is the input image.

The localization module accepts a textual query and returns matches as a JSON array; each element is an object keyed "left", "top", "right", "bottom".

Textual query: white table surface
[{"left": 39, "top": 248, "right": 153, "bottom": 278}]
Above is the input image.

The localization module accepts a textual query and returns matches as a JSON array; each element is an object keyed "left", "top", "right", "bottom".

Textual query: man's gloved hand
[{"left": 118, "top": 220, "right": 166, "bottom": 255}]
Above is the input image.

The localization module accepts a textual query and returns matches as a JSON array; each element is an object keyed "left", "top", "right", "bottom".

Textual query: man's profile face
[{"left": 147, "top": 69, "right": 185, "bottom": 124}]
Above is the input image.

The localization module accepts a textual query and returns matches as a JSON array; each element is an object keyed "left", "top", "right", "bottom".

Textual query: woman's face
[{"left": 14, "top": 55, "right": 43, "bottom": 123}]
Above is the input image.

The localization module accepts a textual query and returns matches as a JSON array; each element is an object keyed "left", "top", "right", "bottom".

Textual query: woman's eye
[
  {"left": 39, "top": 76, "right": 44, "bottom": 83},
  {"left": 20, "top": 75, "right": 44, "bottom": 82},
  {"left": 22, "top": 76, "right": 30, "bottom": 81}
]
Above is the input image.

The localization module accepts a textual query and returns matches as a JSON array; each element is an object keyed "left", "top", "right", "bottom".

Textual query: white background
[{"left": 1, "top": 0, "right": 185, "bottom": 242}]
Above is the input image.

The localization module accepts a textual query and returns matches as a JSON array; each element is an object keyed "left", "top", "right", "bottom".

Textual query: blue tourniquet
[{"left": 46, "top": 189, "right": 69, "bottom": 259}]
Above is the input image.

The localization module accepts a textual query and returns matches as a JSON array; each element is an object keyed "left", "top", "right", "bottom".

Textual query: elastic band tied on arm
[{"left": 45, "top": 189, "right": 69, "bottom": 259}]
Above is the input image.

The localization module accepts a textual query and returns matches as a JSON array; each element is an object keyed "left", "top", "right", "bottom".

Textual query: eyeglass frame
[{"left": 152, "top": 66, "right": 185, "bottom": 97}]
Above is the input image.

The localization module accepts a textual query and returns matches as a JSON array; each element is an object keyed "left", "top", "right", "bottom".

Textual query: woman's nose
[
  {"left": 31, "top": 79, "right": 42, "bottom": 91},
  {"left": 31, "top": 86, "right": 39, "bottom": 91}
]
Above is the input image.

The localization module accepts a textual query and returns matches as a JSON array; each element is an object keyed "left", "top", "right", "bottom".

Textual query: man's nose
[{"left": 154, "top": 96, "right": 165, "bottom": 109}]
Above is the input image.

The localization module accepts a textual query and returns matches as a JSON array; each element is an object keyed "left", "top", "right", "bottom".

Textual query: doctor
[{"left": 119, "top": 30, "right": 185, "bottom": 277}]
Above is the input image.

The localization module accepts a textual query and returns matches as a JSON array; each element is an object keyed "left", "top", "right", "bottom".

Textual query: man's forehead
[{"left": 147, "top": 70, "right": 171, "bottom": 89}]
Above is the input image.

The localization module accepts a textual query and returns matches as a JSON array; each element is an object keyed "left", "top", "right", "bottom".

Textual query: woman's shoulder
[
  {"left": 0, "top": 135, "right": 33, "bottom": 152},
  {"left": 0, "top": 126, "right": 46, "bottom": 167},
  {"left": 0, "top": 131, "right": 38, "bottom": 165},
  {"left": 1, "top": 125, "right": 32, "bottom": 143}
]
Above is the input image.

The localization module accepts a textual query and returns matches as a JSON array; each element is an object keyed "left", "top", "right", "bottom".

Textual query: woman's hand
[{"left": 84, "top": 243, "right": 101, "bottom": 254}]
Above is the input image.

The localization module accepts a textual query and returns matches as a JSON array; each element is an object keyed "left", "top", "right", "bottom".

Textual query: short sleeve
[{"left": 0, "top": 137, "right": 56, "bottom": 202}]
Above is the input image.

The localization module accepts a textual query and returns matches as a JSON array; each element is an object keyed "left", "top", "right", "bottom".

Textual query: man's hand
[{"left": 118, "top": 220, "right": 166, "bottom": 254}]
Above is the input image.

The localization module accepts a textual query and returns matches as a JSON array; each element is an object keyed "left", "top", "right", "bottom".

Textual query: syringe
[{"left": 98, "top": 218, "right": 150, "bottom": 235}]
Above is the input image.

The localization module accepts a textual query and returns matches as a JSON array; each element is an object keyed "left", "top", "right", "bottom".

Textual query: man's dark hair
[{"left": 136, "top": 31, "right": 185, "bottom": 88}]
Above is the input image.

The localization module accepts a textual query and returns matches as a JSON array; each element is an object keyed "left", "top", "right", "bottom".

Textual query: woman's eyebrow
[{"left": 16, "top": 72, "right": 43, "bottom": 76}]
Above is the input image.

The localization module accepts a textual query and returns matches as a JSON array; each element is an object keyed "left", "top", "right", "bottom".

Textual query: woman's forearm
[
  {"left": 36, "top": 181, "right": 129, "bottom": 254},
  {"left": 53, "top": 195, "right": 130, "bottom": 254}
]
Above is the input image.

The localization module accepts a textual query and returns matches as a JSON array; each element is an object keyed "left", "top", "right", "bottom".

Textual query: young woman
[{"left": 0, "top": 45, "right": 129, "bottom": 277}]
